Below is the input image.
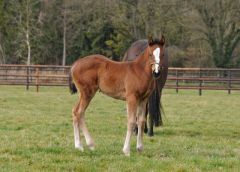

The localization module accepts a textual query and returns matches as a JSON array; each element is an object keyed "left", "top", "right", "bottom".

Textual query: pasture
[{"left": 0, "top": 86, "right": 239, "bottom": 172}]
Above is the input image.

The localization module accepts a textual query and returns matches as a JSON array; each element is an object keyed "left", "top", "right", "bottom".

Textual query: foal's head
[{"left": 147, "top": 35, "right": 165, "bottom": 79}]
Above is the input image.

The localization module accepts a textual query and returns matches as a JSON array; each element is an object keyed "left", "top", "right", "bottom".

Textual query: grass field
[{"left": 0, "top": 86, "right": 239, "bottom": 172}]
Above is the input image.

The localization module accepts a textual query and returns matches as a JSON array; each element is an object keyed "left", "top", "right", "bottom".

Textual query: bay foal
[
  {"left": 70, "top": 36, "right": 165, "bottom": 156},
  {"left": 122, "top": 39, "right": 168, "bottom": 136}
]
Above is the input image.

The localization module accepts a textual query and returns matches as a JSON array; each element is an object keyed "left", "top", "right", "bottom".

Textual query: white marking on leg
[
  {"left": 123, "top": 98, "right": 137, "bottom": 156},
  {"left": 123, "top": 130, "right": 132, "bottom": 156},
  {"left": 137, "top": 123, "right": 144, "bottom": 152},
  {"left": 123, "top": 117, "right": 136, "bottom": 156},
  {"left": 73, "top": 121, "right": 84, "bottom": 151},
  {"left": 80, "top": 116, "right": 95, "bottom": 151}
]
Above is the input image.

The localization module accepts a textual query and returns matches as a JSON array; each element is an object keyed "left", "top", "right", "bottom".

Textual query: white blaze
[{"left": 153, "top": 48, "right": 160, "bottom": 73}]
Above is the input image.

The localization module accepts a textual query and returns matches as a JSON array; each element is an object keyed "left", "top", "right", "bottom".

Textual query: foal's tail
[{"left": 69, "top": 72, "right": 77, "bottom": 94}]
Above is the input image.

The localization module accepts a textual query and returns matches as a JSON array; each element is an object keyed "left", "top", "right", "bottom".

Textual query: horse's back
[
  {"left": 71, "top": 54, "right": 130, "bottom": 99},
  {"left": 72, "top": 54, "right": 130, "bottom": 72},
  {"left": 123, "top": 40, "right": 148, "bottom": 61},
  {"left": 71, "top": 55, "right": 108, "bottom": 87},
  {"left": 71, "top": 54, "right": 114, "bottom": 76},
  {"left": 72, "top": 54, "right": 107, "bottom": 71}
]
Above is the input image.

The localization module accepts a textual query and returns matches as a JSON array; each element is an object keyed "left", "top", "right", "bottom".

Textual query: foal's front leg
[{"left": 123, "top": 96, "right": 137, "bottom": 156}]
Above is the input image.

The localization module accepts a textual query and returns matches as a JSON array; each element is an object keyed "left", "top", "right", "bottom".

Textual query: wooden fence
[
  {"left": 166, "top": 67, "right": 240, "bottom": 95},
  {"left": 0, "top": 65, "right": 70, "bottom": 92},
  {"left": 0, "top": 65, "right": 240, "bottom": 95}
]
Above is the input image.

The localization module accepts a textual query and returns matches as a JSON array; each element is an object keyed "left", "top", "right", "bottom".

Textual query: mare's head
[{"left": 147, "top": 35, "right": 165, "bottom": 79}]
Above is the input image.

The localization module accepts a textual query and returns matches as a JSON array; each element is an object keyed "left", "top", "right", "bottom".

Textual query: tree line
[{"left": 0, "top": 0, "right": 239, "bottom": 67}]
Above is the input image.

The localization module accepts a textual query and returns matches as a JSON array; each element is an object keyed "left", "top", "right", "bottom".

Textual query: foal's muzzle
[
  {"left": 151, "top": 63, "right": 161, "bottom": 79},
  {"left": 152, "top": 71, "right": 160, "bottom": 79}
]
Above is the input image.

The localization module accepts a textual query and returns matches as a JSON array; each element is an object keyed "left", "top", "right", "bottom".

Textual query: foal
[
  {"left": 70, "top": 36, "right": 165, "bottom": 156},
  {"left": 122, "top": 39, "right": 168, "bottom": 136}
]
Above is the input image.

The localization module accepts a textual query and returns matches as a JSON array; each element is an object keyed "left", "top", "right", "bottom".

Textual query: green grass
[{"left": 0, "top": 86, "right": 239, "bottom": 172}]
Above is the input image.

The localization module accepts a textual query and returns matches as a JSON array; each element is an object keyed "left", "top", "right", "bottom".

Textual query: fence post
[
  {"left": 228, "top": 70, "right": 231, "bottom": 94},
  {"left": 26, "top": 65, "right": 30, "bottom": 90},
  {"left": 199, "top": 69, "right": 202, "bottom": 96},
  {"left": 36, "top": 67, "right": 39, "bottom": 92},
  {"left": 176, "top": 70, "right": 179, "bottom": 93},
  {"left": 5, "top": 67, "right": 8, "bottom": 81}
]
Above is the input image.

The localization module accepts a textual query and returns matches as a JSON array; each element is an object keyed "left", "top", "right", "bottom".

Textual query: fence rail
[
  {"left": 166, "top": 67, "right": 240, "bottom": 95},
  {"left": 0, "top": 65, "right": 240, "bottom": 95}
]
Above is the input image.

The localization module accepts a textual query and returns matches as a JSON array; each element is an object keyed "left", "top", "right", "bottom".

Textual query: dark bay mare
[
  {"left": 69, "top": 36, "right": 165, "bottom": 156},
  {"left": 122, "top": 39, "right": 168, "bottom": 136}
]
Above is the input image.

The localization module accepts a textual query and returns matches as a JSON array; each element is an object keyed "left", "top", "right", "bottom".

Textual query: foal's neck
[{"left": 134, "top": 49, "right": 151, "bottom": 73}]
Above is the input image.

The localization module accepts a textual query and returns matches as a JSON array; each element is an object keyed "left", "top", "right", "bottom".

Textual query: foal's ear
[
  {"left": 148, "top": 35, "right": 153, "bottom": 45},
  {"left": 160, "top": 35, "right": 165, "bottom": 46}
]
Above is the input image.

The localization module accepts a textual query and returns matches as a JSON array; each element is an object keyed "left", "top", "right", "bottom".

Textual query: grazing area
[{"left": 0, "top": 86, "right": 239, "bottom": 171}]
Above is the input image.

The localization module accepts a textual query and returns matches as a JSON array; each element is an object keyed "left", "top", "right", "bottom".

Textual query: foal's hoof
[
  {"left": 122, "top": 149, "right": 130, "bottom": 156},
  {"left": 123, "top": 152, "right": 130, "bottom": 156},
  {"left": 137, "top": 146, "right": 144, "bottom": 152},
  {"left": 87, "top": 140, "right": 95, "bottom": 151},
  {"left": 88, "top": 144, "right": 95, "bottom": 151},
  {"left": 75, "top": 146, "right": 84, "bottom": 152},
  {"left": 89, "top": 146, "right": 95, "bottom": 151}
]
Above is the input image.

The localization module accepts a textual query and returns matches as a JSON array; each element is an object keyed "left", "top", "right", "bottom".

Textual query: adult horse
[
  {"left": 122, "top": 39, "right": 168, "bottom": 136},
  {"left": 69, "top": 36, "right": 165, "bottom": 156}
]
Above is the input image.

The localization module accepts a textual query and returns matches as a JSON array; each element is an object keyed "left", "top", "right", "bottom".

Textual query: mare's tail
[
  {"left": 148, "top": 81, "right": 163, "bottom": 126},
  {"left": 69, "top": 71, "right": 77, "bottom": 94}
]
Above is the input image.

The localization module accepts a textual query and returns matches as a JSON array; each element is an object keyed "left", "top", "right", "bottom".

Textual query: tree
[
  {"left": 62, "top": 0, "right": 66, "bottom": 66},
  {"left": 0, "top": 0, "right": 6, "bottom": 64},
  {"left": 0, "top": 0, "right": 239, "bottom": 67},
  {"left": 25, "top": 0, "right": 31, "bottom": 65},
  {"left": 189, "top": 0, "right": 240, "bottom": 67}
]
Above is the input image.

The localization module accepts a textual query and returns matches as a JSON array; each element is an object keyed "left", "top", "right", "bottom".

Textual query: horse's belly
[
  {"left": 99, "top": 80, "right": 126, "bottom": 100},
  {"left": 98, "top": 72, "right": 127, "bottom": 100},
  {"left": 99, "top": 87, "right": 126, "bottom": 100}
]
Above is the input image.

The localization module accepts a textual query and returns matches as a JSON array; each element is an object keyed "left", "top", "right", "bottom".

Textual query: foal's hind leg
[
  {"left": 135, "top": 104, "right": 148, "bottom": 135},
  {"left": 79, "top": 92, "right": 96, "bottom": 150},
  {"left": 72, "top": 101, "right": 84, "bottom": 151},
  {"left": 72, "top": 91, "right": 96, "bottom": 151},
  {"left": 136, "top": 100, "right": 147, "bottom": 152}
]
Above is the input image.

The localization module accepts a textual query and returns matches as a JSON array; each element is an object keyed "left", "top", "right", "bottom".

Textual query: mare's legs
[
  {"left": 136, "top": 100, "right": 147, "bottom": 152},
  {"left": 148, "top": 112, "right": 154, "bottom": 136},
  {"left": 134, "top": 123, "right": 138, "bottom": 135},
  {"left": 144, "top": 103, "right": 148, "bottom": 134},
  {"left": 123, "top": 96, "right": 137, "bottom": 156},
  {"left": 72, "top": 90, "right": 96, "bottom": 151},
  {"left": 144, "top": 121, "right": 148, "bottom": 133}
]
